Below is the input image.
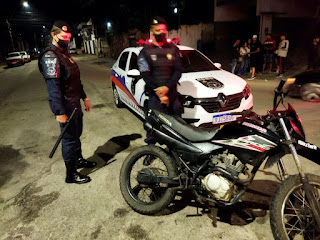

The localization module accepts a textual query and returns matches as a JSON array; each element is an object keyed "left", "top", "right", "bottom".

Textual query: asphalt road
[{"left": 0, "top": 55, "right": 320, "bottom": 240}]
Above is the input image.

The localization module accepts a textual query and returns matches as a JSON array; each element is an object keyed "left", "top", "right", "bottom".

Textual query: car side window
[
  {"left": 129, "top": 53, "right": 138, "bottom": 70},
  {"left": 118, "top": 51, "right": 129, "bottom": 71}
]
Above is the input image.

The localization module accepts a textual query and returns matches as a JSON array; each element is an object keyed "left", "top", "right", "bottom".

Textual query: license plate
[{"left": 212, "top": 113, "right": 237, "bottom": 124}]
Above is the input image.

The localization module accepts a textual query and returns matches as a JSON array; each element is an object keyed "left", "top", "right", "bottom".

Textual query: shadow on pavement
[
  {"left": 158, "top": 179, "right": 278, "bottom": 227},
  {"left": 79, "top": 133, "right": 142, "bottom": 175}
]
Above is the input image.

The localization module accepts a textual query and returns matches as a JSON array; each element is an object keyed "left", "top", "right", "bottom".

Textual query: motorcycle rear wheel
[
  {"left": 119, "top": 145, "right": 178, "bottom": 215},
  {"left": 270, "top": 174, "right": 320, "bottom": 240}
]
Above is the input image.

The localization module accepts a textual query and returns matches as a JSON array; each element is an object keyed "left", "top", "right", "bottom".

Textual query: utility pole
[{"left": 6, "top": 18, "right": 15, "bottom": 51}]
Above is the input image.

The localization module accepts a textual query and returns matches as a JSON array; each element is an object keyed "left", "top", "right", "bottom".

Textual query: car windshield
[
  {"left": 8, "top": 53, "right": 20, "bottom": 57},
  {"left": 180, "top": 50, "right": 218, "bottom": 73}
]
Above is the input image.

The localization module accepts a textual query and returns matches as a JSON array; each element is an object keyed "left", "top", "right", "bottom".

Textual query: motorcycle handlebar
[
  {"left": 230, "top": 109, "right": 251, "bottom": 116},
  {"left": 276, "top": 79, "right": 287, "bottom": 93},
  {"left": 273, "top": 78, "right": 287, "bottom": 109}
]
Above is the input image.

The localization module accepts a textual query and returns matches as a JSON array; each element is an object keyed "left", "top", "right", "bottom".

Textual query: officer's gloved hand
[
  {"left": 160, "top": 95, "right": 169, "bottom": 107},
  {"left": 84, "top": 98, "right": 91, "bottom": 112},
  {"left": 56, "top": 114, "right": 68, "bottom": 123},
  {"left": 154, "top": 86, "right": 169, "bottom": 98}
]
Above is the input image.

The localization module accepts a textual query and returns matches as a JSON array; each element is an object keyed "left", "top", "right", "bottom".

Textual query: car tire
[
  {"left": 300, "top": 82, "right": 320, "bottom": 102},
  {"left": 112, "top": 84, "right": 124, "bottom": 108}
]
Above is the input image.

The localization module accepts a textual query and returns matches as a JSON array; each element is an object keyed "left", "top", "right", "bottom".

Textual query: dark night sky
[
  {"left": 0, "top": 0, "right": 214, "bottom": 55},
  {"left": 1, "top": 0, "right": 215, "bottom": 32}
]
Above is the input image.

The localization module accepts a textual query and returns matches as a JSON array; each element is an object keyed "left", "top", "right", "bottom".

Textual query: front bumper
[{"left": 182, "top": 93, "right": 253, "bottom": 127}]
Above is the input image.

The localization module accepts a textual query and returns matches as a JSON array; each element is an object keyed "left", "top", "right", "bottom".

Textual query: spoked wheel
[
  {"left": 119, "top": 145, "right": 177, "bottom": 215},
  {"left": 270, "top": 174, "right": 320, "bottom": 240},
  {"left": 112, "top": 84, "right": 124, "bottom": 108}
]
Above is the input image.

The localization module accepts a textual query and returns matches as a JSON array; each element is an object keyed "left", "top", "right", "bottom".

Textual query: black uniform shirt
[
  {"left": 39, "top": 44, "right": 87, "bottom": 116},
  {"left": 137, "top": 42, "right": 182, "bottom": 92}
]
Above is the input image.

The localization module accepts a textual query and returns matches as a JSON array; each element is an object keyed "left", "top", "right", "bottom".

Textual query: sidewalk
[{"left": 204, "top": 49, "right": 308, "bottom": 82}]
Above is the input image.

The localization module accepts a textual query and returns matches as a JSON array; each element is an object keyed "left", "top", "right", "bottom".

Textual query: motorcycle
[{"left": 119, "top": 78, "right": 320, "bottom": 239}]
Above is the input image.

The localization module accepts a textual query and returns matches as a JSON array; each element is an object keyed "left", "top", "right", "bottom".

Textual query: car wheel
[
  {"left": 300, "top": 82, "right": 320, "bottom": 102},
  {"left": 112, "top": 84, "right": 124, "bottom": 107}
]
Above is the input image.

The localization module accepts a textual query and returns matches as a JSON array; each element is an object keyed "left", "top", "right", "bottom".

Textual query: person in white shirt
[
  {"left": 238, "top": 41, "right": 250, "bottom": 76},
  {"left": 276, "top": 34, "right": 289, "bottom": 77}
]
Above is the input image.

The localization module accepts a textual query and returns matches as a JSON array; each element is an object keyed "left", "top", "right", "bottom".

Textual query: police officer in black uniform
[
  {"left": 39, "top": 21, "right": 96, "bottom": 184},
  {"left": 138, "top": 17, "right": 183, "bottom": 143}
]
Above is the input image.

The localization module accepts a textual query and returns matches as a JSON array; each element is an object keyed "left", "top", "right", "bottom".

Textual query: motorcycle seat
[{"left": 153, "top": 110, "right": 219, "bottom": 142}]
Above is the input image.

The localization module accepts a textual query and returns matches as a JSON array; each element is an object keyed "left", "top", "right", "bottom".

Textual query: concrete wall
[
  {"left": 214, "top": 0, "right": 250, "bottom": 22},
  {"left": 168, "top": 23, "right": 214, "bottom": 49}
]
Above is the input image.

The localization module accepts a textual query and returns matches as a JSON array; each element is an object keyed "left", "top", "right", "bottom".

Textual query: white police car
[{"left": 111, "top": 43, "right": 253, "bottom": 127}]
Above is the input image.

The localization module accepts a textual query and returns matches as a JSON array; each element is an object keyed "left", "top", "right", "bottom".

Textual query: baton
[{"left": 49, "top": 108, "right": 77, "bottom": 158}]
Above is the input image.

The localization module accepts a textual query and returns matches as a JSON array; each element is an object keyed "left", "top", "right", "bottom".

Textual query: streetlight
[
  {"left": 6, "top": 1, "right": 30, "bottom": 51},
  {"left": 174, "top": 8, "right": 178, "bottom": 14},
  {"left": 107, "top": 22, "right": 111, "bottom": 28}
]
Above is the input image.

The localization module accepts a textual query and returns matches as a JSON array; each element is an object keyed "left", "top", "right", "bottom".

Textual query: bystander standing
[{"left": 231, "top": 39, "right": 240, "bottom": 74}]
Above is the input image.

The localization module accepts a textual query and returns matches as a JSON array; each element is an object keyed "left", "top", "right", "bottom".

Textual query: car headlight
[{"left": 243, "top": 84, "right": 251, "bottom": 100}]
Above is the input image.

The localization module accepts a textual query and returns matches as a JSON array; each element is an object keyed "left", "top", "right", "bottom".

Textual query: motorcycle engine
[
  {"left": 201, "top": 151, "right": 246, "bottom": 201},
  {"left": 201, "top": 174, "right": 234, "bottom": 201}
]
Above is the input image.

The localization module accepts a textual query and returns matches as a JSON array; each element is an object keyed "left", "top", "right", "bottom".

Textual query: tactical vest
[
  {"left": 145, "top": 43, "right": 177, "bottom": 87},
  {"left": 38, "top": 47, "right": 81, "bottom": 99}
]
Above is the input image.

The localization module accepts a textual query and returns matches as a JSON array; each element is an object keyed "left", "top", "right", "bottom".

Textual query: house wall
[{"left": 168, "top": 23, "right": 214, "bottom": 50}]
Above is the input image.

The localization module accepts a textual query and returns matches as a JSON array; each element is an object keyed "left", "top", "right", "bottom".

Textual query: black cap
[
  {"left": 150, "top": 16, "right": 167, "bottom": 26},
  {"left": 53, "top": 20, "right": 72, "bottom": 33}
]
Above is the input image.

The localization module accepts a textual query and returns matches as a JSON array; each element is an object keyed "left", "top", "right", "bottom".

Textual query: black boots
[
  {"left": 75, "top": 157, "right": 97, "bottom": 169},
  {"left": 75, "top": 149, "right": 97, "bottom": 169},
  {"left": 65, "top": 160, "right": 91, "bottom": 184}
]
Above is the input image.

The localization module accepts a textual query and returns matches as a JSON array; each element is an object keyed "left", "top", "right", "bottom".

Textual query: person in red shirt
[{"left": 262, "top": 34, "right": 276, "bottom": 73}]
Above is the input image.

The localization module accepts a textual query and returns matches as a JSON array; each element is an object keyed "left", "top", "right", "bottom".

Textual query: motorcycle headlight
[{"left": 243, "top": 84, "right": 251, "bottom": 100}]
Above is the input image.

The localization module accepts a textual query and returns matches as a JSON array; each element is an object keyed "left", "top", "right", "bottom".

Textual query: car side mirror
[
  {"left": 127, "top": 69, "right": 141, "bottom": 78},
  {"left": 214, "top": 63, "right": 222, "bottom": 69}
]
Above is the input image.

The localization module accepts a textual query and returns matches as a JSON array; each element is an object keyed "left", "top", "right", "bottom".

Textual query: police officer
[
  {"left": 39, "top": 21, "right": 96, "bottom": 184},
  {"left": 138, "top": 16, "right": 183, "bottom": 143}
]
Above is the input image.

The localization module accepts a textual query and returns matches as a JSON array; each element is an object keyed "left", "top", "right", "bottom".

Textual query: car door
[
  {"left": 126, "top": 51, "right": 140, "bottom": 99},
  {"left": 114, "top": 50, "right": 130, "bottom": 103}
]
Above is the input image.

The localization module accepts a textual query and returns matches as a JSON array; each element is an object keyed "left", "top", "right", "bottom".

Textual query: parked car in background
[
  {"left": 286, "top": 70, "right": 320, "bottom": 102},
  {"left": 111, "top": 43, "right": 253, "bottom": 127},
  {"left": 20, "top": 51, "right": 31, "bottom": 63},
  {"left": 6, "top": 52, "right": 24, "bottom": 67},
  {"left": 69, "top": 48, "right": 78, "bottom": 55}
]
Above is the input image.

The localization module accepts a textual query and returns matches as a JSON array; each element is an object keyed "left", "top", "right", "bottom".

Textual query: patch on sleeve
[
  {"left": 41, "top": 54, "right": 60, "bottom": 79},
  {"left": 45, "top": 58, "right": 58, "bottom": 76},
  {"left": 138, "top": 56, "right": 149, "bottom": 72}
]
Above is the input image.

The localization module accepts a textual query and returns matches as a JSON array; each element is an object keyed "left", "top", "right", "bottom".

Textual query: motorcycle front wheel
[
  {"left": 119, "top": 145, "right": 178, "bottom": 215},
  {"left": 270, "top": 174, "right": 320, "bottom": 240}
]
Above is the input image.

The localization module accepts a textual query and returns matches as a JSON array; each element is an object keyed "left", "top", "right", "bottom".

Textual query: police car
[{"left": 111, "top": 42, "right": 253, "bottom": 127}]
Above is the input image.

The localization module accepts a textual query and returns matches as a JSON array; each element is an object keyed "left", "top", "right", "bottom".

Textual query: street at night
[
  {"left": 1, "top": 0, "right": 320, "bottom": 239},
  {"left": 0, "top": 55, "right": 320, "bottom": 239}
]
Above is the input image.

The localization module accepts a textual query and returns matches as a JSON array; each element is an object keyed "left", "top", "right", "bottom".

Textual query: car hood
[{"left": 178, "top": 70, "right": 247, "bottom": 98}]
